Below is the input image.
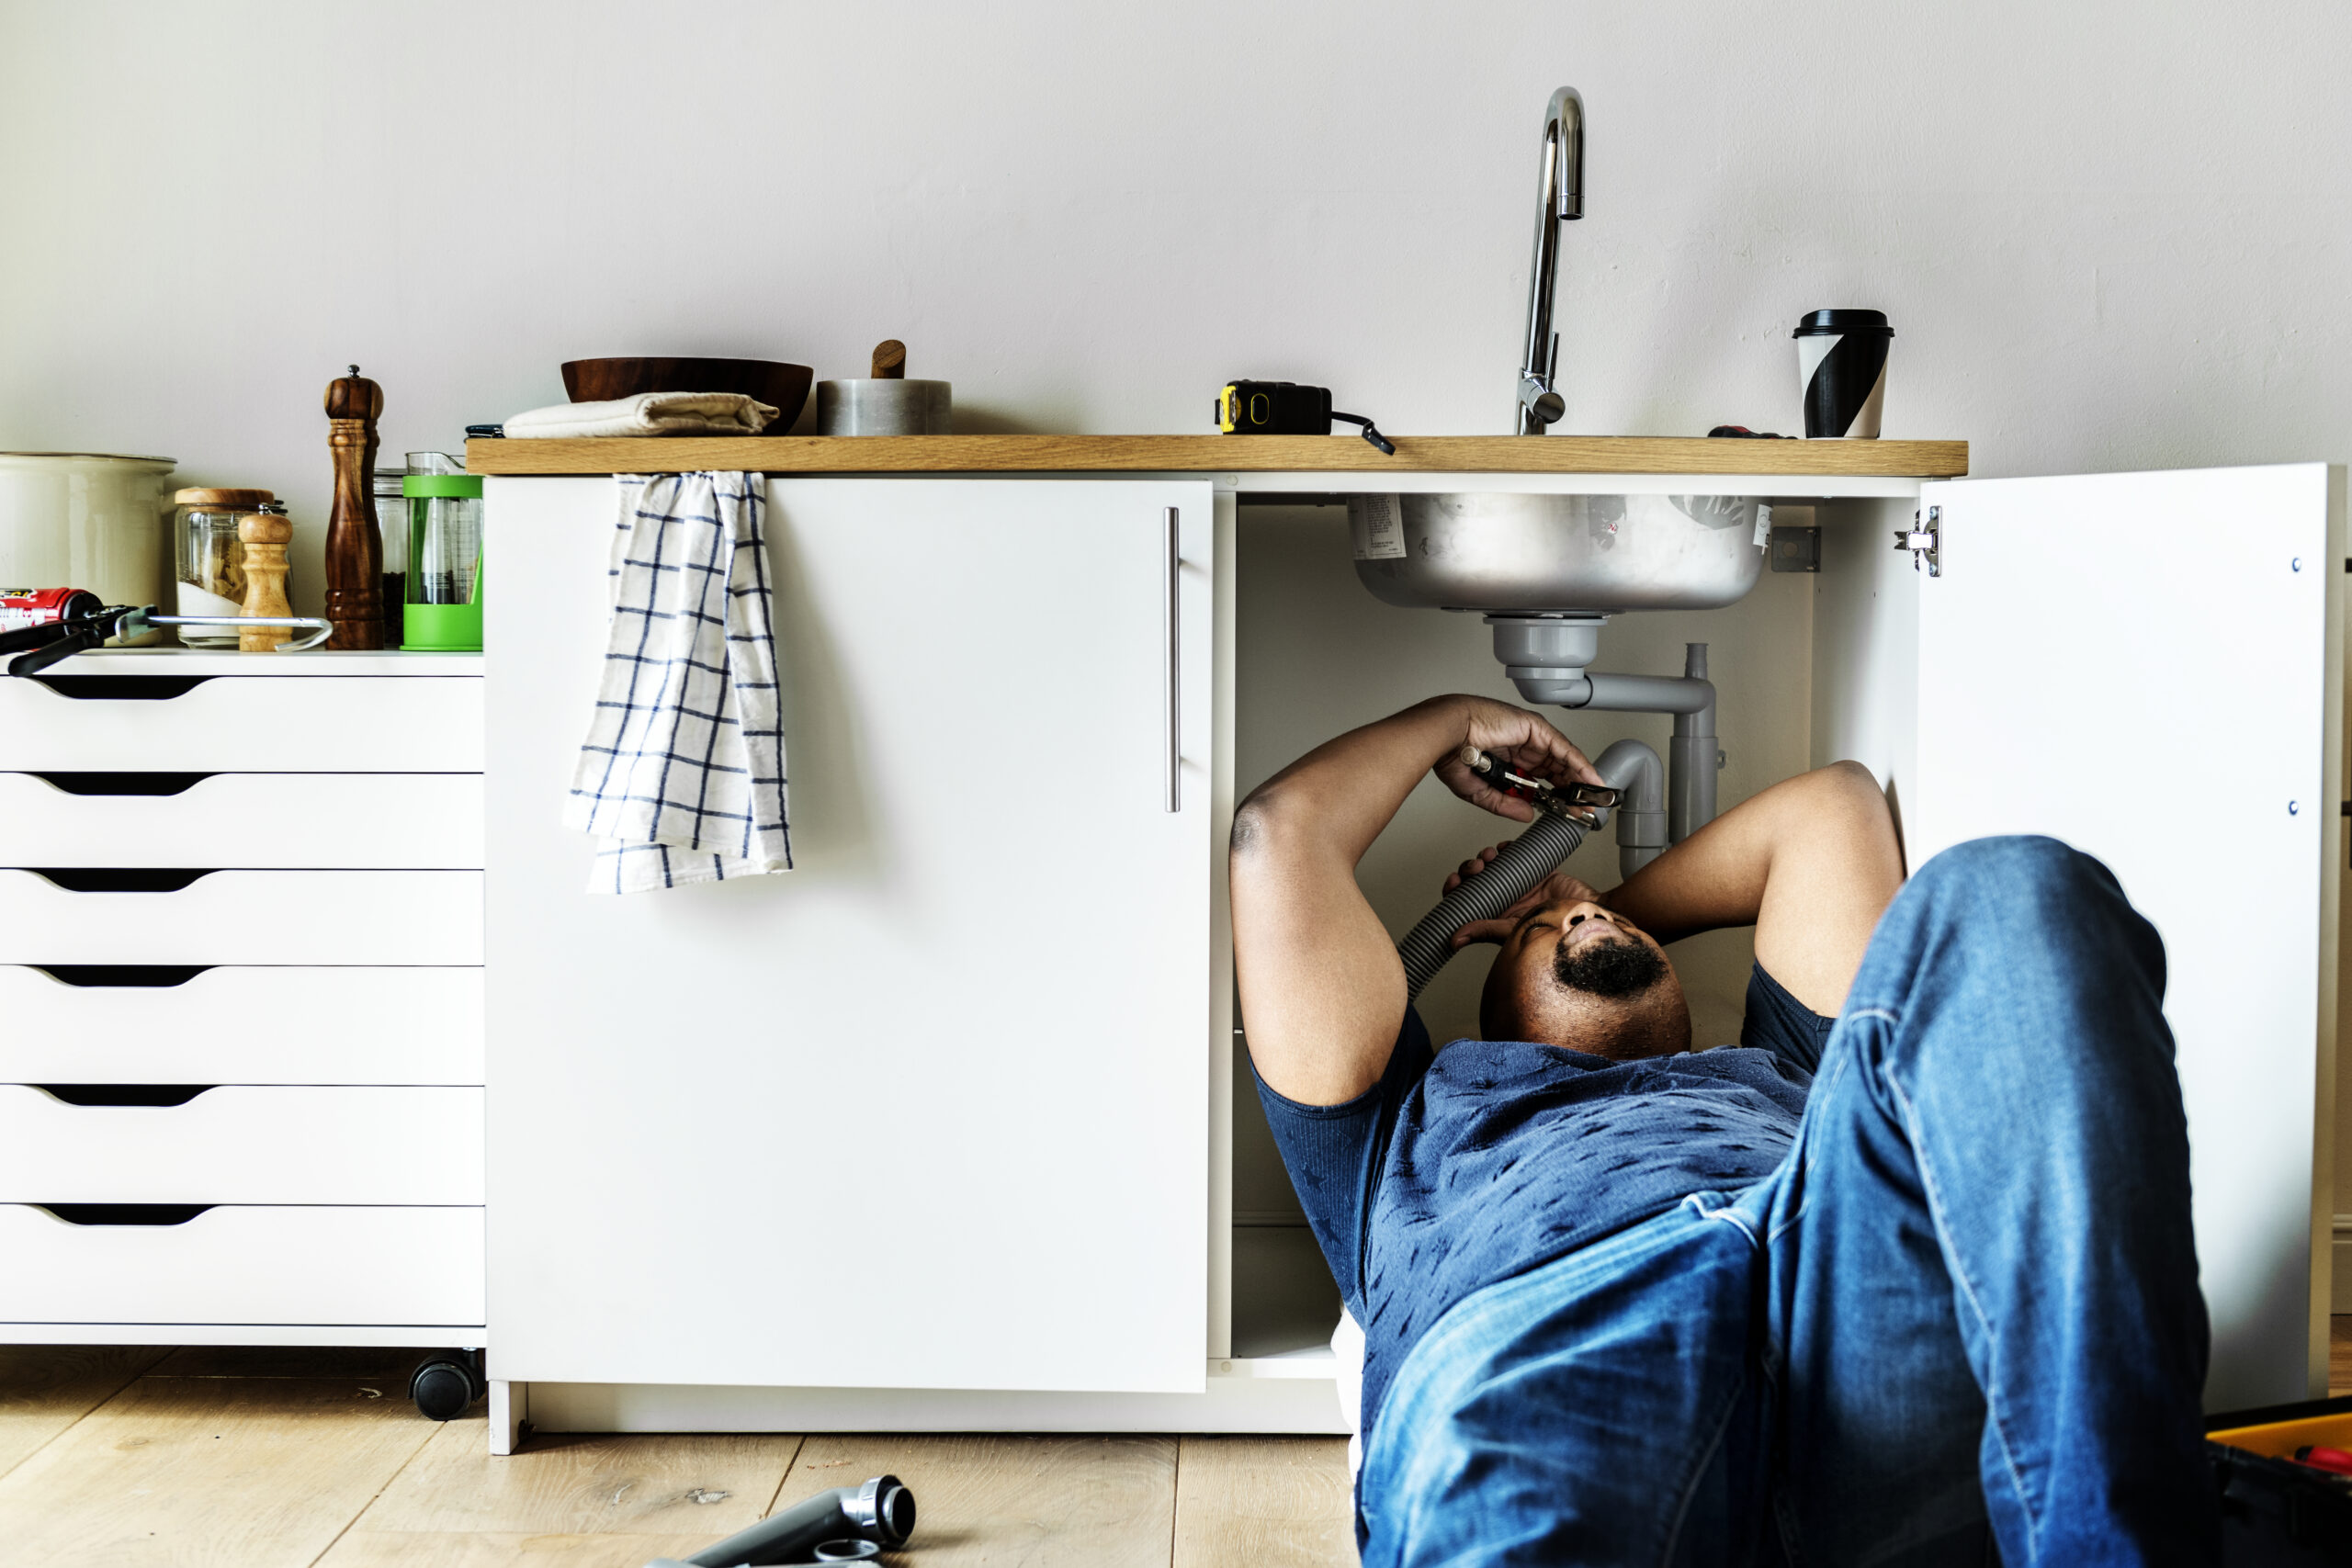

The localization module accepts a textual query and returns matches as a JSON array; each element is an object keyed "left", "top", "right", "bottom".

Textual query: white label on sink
[
  {"left": 1351, "top": 495, "right": 1408, "bottom": 560},
  {"left": 1752, "top": 502, "right": 1774, "bottom": 547}
]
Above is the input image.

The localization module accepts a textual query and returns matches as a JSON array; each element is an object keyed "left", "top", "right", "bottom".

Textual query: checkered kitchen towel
[{"left": 562, "top": 471, "right": 793, "bottom": 892}]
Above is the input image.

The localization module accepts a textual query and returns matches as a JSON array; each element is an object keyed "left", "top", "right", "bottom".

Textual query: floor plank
[
  {"left": 1174, "top": 1437, "right": 1354, "bottom": 1568},
  {"left": 323, "top": 1420, "right": 802, "bottom": 1558},
  {"left": 786, "top": 1434, "right": 1178, "bottom": 1568},
  {"left": 312, "top": 1532, "right": 722, "bottom": 1568},
  {"left": 0, "top": 1343, "right": 171, "bottom": 1480},
  {"left": 0, "top": 1372, "right": 439, "bottom": 1568}
]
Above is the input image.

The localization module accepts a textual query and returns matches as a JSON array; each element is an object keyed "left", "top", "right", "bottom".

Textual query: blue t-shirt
[{"left": 1255, "top": 963, "right": 1833, "bottom": 1434}]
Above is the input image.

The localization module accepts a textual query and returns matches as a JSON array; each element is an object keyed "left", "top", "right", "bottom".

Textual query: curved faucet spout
[{"left": 1517, "top": 86, "right": 1584, "bottom": 435}]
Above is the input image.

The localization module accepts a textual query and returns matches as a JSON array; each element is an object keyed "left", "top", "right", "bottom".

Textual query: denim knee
[
  {"left": 1871, "top": 834, "right": 2168, "bottom": 1047},
  {"left": 1906, "top": 834, "right": 2109, "bottom": 908}
]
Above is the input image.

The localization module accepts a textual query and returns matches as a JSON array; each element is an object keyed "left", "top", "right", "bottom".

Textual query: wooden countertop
[{"left": 464, "top": 434, "right": 1968, "bottom": 478}]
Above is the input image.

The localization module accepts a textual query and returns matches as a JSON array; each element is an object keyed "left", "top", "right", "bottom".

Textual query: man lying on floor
[{"left": 1229, "top": 694, "right": 2216, "bottom": 1566}]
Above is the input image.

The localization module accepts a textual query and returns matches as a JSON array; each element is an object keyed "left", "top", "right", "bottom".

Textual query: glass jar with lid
[
  {"left": 372, "top": 463, "right": 408, "bottom": 648},
  {"left": 401, "top": 451, "right": 482, "bottom": 650},
  {"left": 171, "top": 488, "right": 274, "bottom": 648}
]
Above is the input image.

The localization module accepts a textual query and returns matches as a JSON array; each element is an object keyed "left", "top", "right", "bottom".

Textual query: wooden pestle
[
  {"left": 323, "top": 364, "right": 385, "bottom": 649},
  {"left": 236, "top": 508, "right": 295, "bottom": 652},
  {"left": 870, "top": 339, "right": 907, "bottom": 379}
]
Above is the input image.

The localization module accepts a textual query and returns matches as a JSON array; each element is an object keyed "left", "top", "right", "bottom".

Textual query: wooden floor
[
  {"left": 0, "top": 1345, "right": 1355, "bottom": 1567},
  {"left": 3, "top": 1325, "right": 2346, "bottom": 1566}
]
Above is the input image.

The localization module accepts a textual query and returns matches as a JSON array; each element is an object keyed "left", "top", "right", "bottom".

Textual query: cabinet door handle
[{"left": 1163, "top": 506, "right": 1181, "bottom": 813}]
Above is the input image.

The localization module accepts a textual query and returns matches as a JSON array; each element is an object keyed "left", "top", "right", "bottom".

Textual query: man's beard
[{"left": 1552, "top": 929, "right": 1668, "bottom": 998}]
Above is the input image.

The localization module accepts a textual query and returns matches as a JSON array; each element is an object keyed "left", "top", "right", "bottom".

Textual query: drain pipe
[
  {"left": 1487, "top": 616, "right": 1718, "bottom": 841},
  {"left": 1590, "top": 738, "right": 1666, "bottom": 876}
]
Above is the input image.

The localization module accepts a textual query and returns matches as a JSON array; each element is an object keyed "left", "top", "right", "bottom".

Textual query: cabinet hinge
[{"left": 1894, "top": 506, "right": 1940, "bottom": 576}]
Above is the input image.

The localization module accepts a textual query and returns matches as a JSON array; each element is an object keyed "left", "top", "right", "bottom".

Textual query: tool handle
[
  {"left": 870, "top": 340, "right": 906, "bottom": 379},
  {"left": 6, "top": 621, "right": 112, "bottom": 677}
]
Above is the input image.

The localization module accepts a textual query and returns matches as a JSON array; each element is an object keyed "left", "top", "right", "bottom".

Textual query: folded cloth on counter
[
  {"left": 562, "top": 471, "right": 793, "bottom": 893},
  {"left": 505, "top": 391, "right": 780, "bottom": 439}
]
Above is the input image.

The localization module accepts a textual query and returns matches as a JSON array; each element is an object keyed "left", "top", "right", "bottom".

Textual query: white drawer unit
[
  {"left": 0, "top": 1204, "right": 485, "bottom": 1327},
  {"left": 0, "top": 1085, "right": 484, "bottom": 1205},
  {"left": 0, "top": 965, "right": 484, "bottom": 1084},
  {"left": 0, "top": 654, "right": 488, "bottom": 1368},
  {"left": 0, "top": 868, "right": 483, "bottom": 964},
  {"left": 0, "top": 672, "right": 483, "bottom": 773},
  {"left": 0, "top": 773, "right": 484, "bottom": 868}
]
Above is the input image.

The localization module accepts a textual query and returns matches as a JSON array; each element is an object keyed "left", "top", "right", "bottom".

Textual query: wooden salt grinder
[
  {"left": 237, "top": 506, "right": 295, "bottom": 652},
  {"left": 323, "top": 365, "right": 385, "bottom": 649}
]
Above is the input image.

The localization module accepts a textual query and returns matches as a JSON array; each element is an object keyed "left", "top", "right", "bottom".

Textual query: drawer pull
[
  {"left": 36, "top": 1203, "right": 212, "bottom": 1226},
  {"left": 31, "top": 675, "right": 214, "bottom": 701},
  {"left": 26, "top": 868, "right": 215, "bottom": 892},
  {"left": 30, "top": 772, "right": 209, "bottom": 796},
  {"left": 33, "top": 964, "right": 210, "bottom": 987},
  {"left": 36, "top": 1085, "right": 214, "bottom": 1107}
]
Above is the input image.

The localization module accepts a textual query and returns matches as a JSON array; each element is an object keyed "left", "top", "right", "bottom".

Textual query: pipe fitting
[
  {"left": 1592, "top": 738, "right": 1666, "bottom": 877},
  {"left": 1487, "top": 614, "right": 1605, "bottom": 706}
]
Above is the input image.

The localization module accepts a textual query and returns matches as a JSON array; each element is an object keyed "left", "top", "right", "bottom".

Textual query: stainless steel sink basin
[{"left": 1350, "top": 492, "right": 1767, "bottom": 615}]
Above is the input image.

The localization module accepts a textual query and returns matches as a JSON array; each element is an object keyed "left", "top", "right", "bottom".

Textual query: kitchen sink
[{"left": 1350, "top": 492, "right": 1768, "bottom": 615}]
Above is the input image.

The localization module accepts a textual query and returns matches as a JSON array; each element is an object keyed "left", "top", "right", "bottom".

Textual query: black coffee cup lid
[{"left": 1794, "top": 309, "right": 1893, "bottom": 338}]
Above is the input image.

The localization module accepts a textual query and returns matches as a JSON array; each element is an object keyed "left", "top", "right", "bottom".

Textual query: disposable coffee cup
[{"left": 1794, "top": 309, "right": 1893, "bottom": 438}]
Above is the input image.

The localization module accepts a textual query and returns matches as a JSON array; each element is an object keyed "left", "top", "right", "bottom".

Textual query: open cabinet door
[{"left": 1909, "top": 464, "right": 2345, "bottom": 1410}]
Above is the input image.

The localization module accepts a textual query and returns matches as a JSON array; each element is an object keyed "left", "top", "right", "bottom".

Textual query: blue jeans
[{"left": 1360, "top": 837, "right": 2217, "bottom": 1566}]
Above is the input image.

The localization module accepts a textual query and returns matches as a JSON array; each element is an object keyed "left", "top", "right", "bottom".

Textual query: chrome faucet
[{"left": 1515, "top": 86, "right": 1584, "bottom": 434}]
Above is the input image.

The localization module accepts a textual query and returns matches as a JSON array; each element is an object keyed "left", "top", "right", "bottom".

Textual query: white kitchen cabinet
[
  {"left": 0, "top": 653, "right": 488, "bottom": 1357},
  {"left": 481, "top": 459, "right": 2342, "bottom": 1438},
  {"left": 485, "top": 479, "right": 1216, "bottom": 1400}
]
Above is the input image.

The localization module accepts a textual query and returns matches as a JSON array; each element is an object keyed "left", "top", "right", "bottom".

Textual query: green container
[
  {"left": 401, "top": 470, "right": 483, "bottom": 651},
  {"left": 403, "top": 601, "right": 483, "bottom": 651}
]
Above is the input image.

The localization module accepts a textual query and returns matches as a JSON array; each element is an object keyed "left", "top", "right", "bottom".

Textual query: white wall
[
  {"left": 6, "top": 2, "right": 2348, "bottom": 542},
  {"left": 6, "top": 1, "right": 2350, "bottom": 1211}
]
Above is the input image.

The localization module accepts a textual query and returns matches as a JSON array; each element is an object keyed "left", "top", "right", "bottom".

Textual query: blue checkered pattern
[{"left": 562, "top": 471, "right": 793, "bottom": 893}]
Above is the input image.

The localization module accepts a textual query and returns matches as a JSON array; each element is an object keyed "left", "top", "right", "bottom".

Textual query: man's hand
[
  {"left": 1231, "top": 695, "right": 1597, "bottom": 1106},
  {"left": 1430, "top": 697, "right": 1604, "bottom": 823},
  {"left": 1442, "top": 845, "right": 1603, "bottom": 949}
]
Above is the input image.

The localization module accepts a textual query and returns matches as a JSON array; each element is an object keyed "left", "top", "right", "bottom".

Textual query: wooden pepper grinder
[
  {"left": 323, "top": 364, "right": 385, "bottom": 649},
  {"left": 236, "top": 503, "right": 295, "bottom": 652}
]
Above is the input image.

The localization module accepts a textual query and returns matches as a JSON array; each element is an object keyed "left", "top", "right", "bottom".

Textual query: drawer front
[
  {"left": 0, "top": 966, "right": 482, "bottom": 1084},
  {"left": 0, "top": 870, "right": 481, "bottom": 964},
  {"left": 0, "top": 773, "right": 484, "bottom": 869},
  {"left": 0, "top": 1204, "right": 483, "bottom": 1325},
  {"left": 0, "top": 676, "right": 482, "bottom": 773},
  {"left": 0, "top": 1085, "right": 482, "bottom": 1203}
]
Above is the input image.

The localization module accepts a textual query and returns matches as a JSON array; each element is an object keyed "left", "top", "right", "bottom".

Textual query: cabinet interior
[{"left": 1226, "top": 494, "right": 1871, "bottom": 1359}]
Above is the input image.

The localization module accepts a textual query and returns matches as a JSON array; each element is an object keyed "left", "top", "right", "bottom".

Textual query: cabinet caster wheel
[{"left": 410, "top": 1350, "right": 487, "bottom": 1421}]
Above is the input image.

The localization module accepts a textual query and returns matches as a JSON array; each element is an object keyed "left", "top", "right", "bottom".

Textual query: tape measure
[{"left": 1216, "top": 380, "right": 1395, "bottom": 454}]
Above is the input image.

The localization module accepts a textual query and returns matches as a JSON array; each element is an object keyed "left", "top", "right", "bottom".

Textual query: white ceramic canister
[{"left": 0, "top": 452, "right": 177, "bottom": 643}]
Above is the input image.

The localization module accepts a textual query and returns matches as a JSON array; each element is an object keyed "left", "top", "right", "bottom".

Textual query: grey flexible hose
[{"left": 1396, "top": 810, "right": 1586, "bottom": 1000}]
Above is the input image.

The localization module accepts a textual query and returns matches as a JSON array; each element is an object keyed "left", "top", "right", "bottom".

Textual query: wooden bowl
[{"left": 560, "top": 358, "right": 813, "bottom": 432}]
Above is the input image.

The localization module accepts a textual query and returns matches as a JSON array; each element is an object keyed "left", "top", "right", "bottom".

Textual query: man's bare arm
[
  {"left": 1603, "top": 761, "right": 1904, "bottom": 1015},
  {"left": 1230, "top": 695, "right": 1600, "bottom": 1106}
]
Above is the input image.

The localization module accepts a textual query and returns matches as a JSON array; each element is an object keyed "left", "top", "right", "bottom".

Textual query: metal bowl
[
  {"left": 560, "top": 358, "right": 812, "bottom": 432},
  {"left": 1351, "top": 492, "right": 1767, "bottom": 615}
]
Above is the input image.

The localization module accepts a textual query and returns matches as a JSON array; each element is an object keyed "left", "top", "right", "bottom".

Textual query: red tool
[{"left": 0, "top": 588, "right": 331, "bottom": 677}]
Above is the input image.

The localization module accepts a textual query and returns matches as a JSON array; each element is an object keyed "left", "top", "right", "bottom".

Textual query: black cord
[{"left": 1330, "top": 411, "right": 1396, "bottom": 456}]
